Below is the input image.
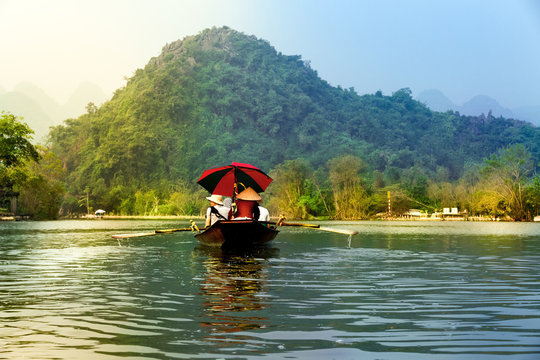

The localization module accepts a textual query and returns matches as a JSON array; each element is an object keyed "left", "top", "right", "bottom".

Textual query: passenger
[
  {"left": 205, "top": 194, "right": 230, "bottom": 227},
  {"left": 232, "top": 187, "right": 261, "bottom": 220},
  {"left": 223, "top": 197, "right": 232, "bottom": 209},
  {"left": 258, "top": 205, "right": 270, "bottom": 222},
  {"left": 258, "top": 200, "right": 270, "bottom": 222}
]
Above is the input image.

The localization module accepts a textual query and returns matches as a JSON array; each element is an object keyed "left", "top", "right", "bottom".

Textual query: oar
[
  {"left": 283, "top": 222, "right": 358, "bottom": 236},
  {"left": 111, "top": 227, "right": 196, "bottom": 239},
  {"left": 112, "top": 232, "right": 160, "bottom": 239},
  {"left": 262, "top": 221, "right": 358, "bottom": 236}
]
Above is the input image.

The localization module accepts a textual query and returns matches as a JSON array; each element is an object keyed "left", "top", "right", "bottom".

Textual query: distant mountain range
[
  {"left": 0, "top": 82, "right": 107, "bottom": 142},
  {"left": 416, "top": 89, "right": 540, "bottom": 126}
]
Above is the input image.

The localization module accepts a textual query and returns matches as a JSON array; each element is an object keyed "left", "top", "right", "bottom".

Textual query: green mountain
[{"left": 48, "top": 27, "right": 539, "bottom": 213}]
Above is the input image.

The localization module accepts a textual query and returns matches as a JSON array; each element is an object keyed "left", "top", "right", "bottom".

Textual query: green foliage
[
  {"left": 266, "top": 159, "right": 313, "bottom": 219},
  {"left": 328, "top": 155, "right": 372, "bottom": 219},
  {"left": 524, "top": 175, "right": 540, "bottom": 217},
  {"left": 162, "top": 185, "right": 207, "bottom": 216},
  {"left": 0, "top": 111, "right": 39, "bottom": 168},
  {"left": 0, "top": 112, "right": 40, "bottom": 210},
  {"left": 134, "top": 190, "right": 158, "bottom": 216},
  {"left": 42, "top": 27, "right": 540, "bottom": 217},
  {"left": 477, "top": 144, "right": 534, "bottom": 220},
  {"left": 16, "top": 146, "right": 66, "bottom": 219}
]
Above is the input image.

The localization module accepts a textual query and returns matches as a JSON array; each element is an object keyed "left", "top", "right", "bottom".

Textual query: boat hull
[{"left": 195, "top": 220, "right": 278, "bottom": 247}]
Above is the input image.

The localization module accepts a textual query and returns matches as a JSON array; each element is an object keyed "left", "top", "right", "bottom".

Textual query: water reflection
[
  {"left": 195, "top": 246, "right": 278, "bottom": 344},
  {"left": 1, "top": 220, "right": 539, "bottom": 359}
]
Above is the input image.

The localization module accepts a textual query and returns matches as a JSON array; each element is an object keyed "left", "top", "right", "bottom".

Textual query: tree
[
  {"left": 0, "top": 112, "right": 40, "bottom": 211},
  {"left": 0, "top": 112, "right": 39, "bottom": 168},
  {"left": 86, "top": 102, "right": 98, "bottom": 114},
  {"left": 17, "top": 146, "right": 66, "bottom": 219},
  {"left": 266, "top": 159, "right": 316, "bottom": 219},
  {"left": 524, "top": 175, "right": 540, "bottom": 218},
  {"left": 328, "top": 155, "right": 372, "bottom": 219},
  {"left": 479, "top": 144, "right": 533, "bottom": 220}
]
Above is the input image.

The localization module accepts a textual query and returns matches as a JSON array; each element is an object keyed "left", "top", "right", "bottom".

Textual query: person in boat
[
  {"left": 205, "top": 194, "right": 230, "bottom": 227},
  {"left": 258, "top": 199, "right": 270, "bottom": 222},
  {"left": 223, "top": 197, "right": 232, "bottom": 209},
  {"left": 231, "top": 187, "right": 261, "bottom": 220}
]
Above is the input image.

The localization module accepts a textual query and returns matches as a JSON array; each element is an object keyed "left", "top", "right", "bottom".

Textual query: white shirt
[
  {"left": 258, "top": 206, "right": 270, "bottom": 222},
  {"left": 206, "top": 205, "right": 230, "bottom": 225}
]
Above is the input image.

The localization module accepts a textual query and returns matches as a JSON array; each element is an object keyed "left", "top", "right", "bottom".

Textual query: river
[{"left": 1, "top": 220, "right": 539, "bottom": 359}]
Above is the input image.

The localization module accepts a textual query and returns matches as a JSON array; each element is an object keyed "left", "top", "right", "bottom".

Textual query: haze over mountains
[
  {"left": 0, "top": 82, "right": 108, "bottom": 142},
  {"left": 416, "top": 89, "right": 540, "bottom": 126}
]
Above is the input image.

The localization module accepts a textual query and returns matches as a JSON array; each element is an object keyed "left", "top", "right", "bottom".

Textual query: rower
[{"left": 205, "top": 194, "right": 230, "bottom": 227}]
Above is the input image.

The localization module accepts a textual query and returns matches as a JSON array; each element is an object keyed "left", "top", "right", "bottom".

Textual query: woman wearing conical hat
[{"left": 231, "top": 187, "right": 261, "bottom": 220}]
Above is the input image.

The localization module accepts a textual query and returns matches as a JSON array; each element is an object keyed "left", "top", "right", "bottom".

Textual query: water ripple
[{"left": 1, "top": 220, "right": 539, "bottom": 358}]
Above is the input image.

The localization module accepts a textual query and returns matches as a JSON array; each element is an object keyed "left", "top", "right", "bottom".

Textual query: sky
[{"left": 1, "top": 0, "right": 539, "bottom": 108}]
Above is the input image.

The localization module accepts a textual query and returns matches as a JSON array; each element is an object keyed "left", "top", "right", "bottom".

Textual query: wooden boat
[{"left": 195, "top": 219, "right": 279, "bottom": 247}]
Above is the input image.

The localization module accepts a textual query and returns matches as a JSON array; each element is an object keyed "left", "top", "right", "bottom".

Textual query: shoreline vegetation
[
  {"left": 2, "top": 142, "right": 540, "bottom": 223},
  {"left": 3, "top": 214, "right": 538, "bottom": 222},
  {"left": 97, "top": 215, "right": 540, "bottom": 222}
]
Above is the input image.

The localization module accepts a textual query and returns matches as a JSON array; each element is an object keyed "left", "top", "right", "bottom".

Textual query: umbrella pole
[{"left": 231, "top": 171, "right": 238, "bottom": 216}]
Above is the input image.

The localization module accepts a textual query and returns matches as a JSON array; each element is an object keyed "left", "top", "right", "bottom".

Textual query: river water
[{"left": 1, "top": 220, "right": 539, "bottom": 359}]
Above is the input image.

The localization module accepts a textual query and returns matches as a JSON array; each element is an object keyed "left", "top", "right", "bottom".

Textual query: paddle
[
  {"left": 262, "top": 221, "right": 358, "bottom": 236},
  {"left": 111, "top": 227, "right": 200, "bottom": 239}
]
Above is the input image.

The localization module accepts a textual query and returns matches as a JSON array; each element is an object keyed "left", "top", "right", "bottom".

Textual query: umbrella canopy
[
  {"left": 197, "top": 162, "right": 272, "bottom": 197},
  {"left": 95, "top": 209, "right": 106, "bottom": 214}
]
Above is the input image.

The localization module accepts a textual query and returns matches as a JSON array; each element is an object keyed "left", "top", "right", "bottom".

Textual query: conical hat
[{"left": 236, "top": 187, "right": 262, "bottom": 201}]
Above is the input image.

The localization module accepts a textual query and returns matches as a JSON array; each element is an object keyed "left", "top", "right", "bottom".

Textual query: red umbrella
[{"left": 197, "top": 162, "right": 272, "bottom": 197}]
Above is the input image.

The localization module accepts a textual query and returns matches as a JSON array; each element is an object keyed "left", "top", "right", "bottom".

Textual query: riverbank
[
  {"left": 77, "top": 214, "right": 540, "bottom": 222},
  {"left": 0, "top": 212, "right": 31, "bottom": 221},
  {"left": 80, "top": 214, "right": 205, "bottom": 220},
  {"left": 380, "top": 215, "right": 540, "bottom": 222},
  {"left": 4, "top": 213, "right": 539, "bottom": 222},
  {"left": 379, "top": 216, "right": 521, "bottom": 221}
]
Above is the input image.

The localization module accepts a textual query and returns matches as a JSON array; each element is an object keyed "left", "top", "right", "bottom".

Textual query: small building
[
  {"left": 442, "top": 207, "right": 466, "bottom": 220},
  {"left": 406, "top": 209, "right": 422, "bottom": 217},
  {"left": 403, "top": 209, "right": 429, "bottom": 219}
]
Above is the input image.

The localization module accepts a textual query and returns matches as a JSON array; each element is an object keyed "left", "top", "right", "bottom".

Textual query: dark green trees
[
  {"left": 0, "top": 112, "right": 39, "bottom": 168},
  {"left": 0, "top": 112, "right": 39, "bottom": 211}
]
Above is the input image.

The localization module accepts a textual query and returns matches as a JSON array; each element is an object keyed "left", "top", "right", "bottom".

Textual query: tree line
[
  {"left": 264, "top": 148, "right": 540, "bottom": 221},
  {"left": 2, "top": 110, "right": 538, "bottom": 221}
]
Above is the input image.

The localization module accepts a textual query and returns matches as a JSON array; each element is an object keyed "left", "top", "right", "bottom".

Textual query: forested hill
[{"left": 48, "top": 26, "right": 539, "bottom": 212}]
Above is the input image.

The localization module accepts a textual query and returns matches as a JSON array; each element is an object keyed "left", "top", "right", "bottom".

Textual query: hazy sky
[{"left": 1, "top": 0, "right": 539, "bottom": 108}]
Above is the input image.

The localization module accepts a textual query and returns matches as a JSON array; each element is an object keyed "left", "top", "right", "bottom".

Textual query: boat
[{"left": 195, "top": 219, "right": 279, "bottom": 248}]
